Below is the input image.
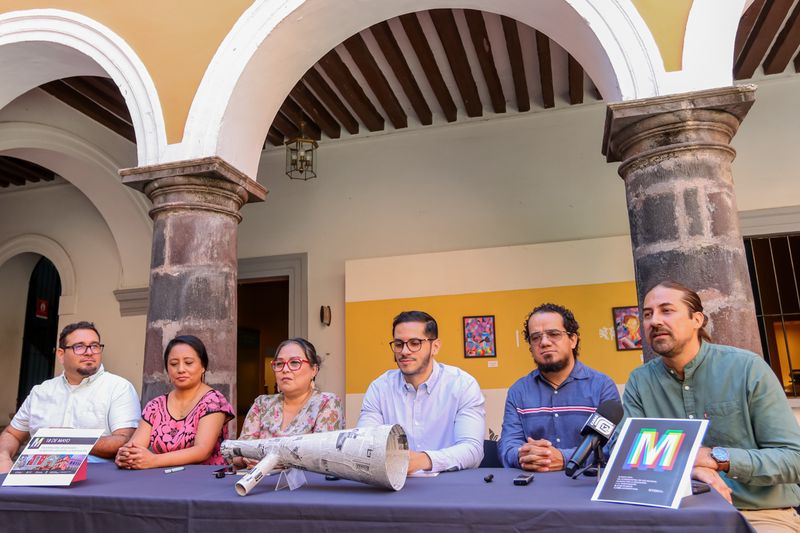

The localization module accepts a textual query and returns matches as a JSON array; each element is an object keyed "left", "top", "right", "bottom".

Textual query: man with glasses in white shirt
[
  {"left": 0, "top": 321, "right": 140, "bottom": 472},
  {"left": 357, "top": 310, "right": 486, "bottom": 474}
]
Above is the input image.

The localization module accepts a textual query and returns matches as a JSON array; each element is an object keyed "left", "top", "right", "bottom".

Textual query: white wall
[
  {"left": 0, "top": 183, "right": 146, "bottom": 397},
  {"left": 0, "top": 253, "right": 39, "bottom": 424}
]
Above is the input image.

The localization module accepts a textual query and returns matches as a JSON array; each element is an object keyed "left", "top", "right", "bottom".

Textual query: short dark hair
[
  {"left": 646, "top": 280, "right": 712, "bottom": 342},
  {"left": 58, "top": 321, "right": 100, "bottom": 348},
  {"left": 164, "top": 335, "right": 210, "bottom": 370},
  {"left": 392, "top": 310, "right": 438, "bottom": 338},
  {"left": 275, "top": 337, "right": 322, "bottom": 367},
  {"left": 523, "top": 303, "right": 580, "bottom": 356}
]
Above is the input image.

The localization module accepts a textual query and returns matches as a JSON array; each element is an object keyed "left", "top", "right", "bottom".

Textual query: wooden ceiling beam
[
  {"left": 736, "top": 0, "right": 767, "bottom": 61},
  {"left": 501, "top": 15, "right": 529, "bottom": 113},
  {"left": 40, "top": 80, "right": 136, "bottom": 142},
  {"left": 272, "top": 112, "right": 300, "bottom": 139},
  {"left": 399, "top": 13, "right": 458, "bottom": 122},
  {"left": 303, "top": 68, "right": 359, "bottom": 135},
  {"left": 265, "top": 128, "right": 284, "bottom": 147},
  {"left": 0, "top": 156, "right": 55, "bottom": 183},
  {"left": 464, "top": 10, "right": 505, "bottom": 114},
  {"left": 0, "top": 160, "right": 28, "bottom": 186},
  {"left": 535, "top": 30, "right": 555, "bottom": 109},
  {"left": 291, "top": 82, "right": 341, "bottom": 139},
  {"left": 429, "top": 9, "right": 483, "bottom": 117},
  {"left": 371, "top": 21, "right": 433, "bottom": 126},
  {"left": 763, "top": 2, "right": 800, "bottom": 74},
  {"left": 318, "top": 49, "right": 385, "bottom": 132},
  {"left": 734, "top": 0, "right": 793, "bottom": 79},
  {"left": 568, "top": 54, "right": 584, "bottom": 105},
  {"left": 279, "top": 99, "right": 322, "bottom": 140},
  {"left": 61, "top": 76, "right": 131, "bottom": 120},
  {"left": 344, "top": 33, "right": 407, "bottom": 129},
  {"left": 0, "top": 176, "right": 11, "bottom": 187}
]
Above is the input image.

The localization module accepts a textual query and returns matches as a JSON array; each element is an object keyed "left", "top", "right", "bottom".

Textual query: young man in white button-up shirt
[
  {"left": 0, "top": 321, "right": 140, "bottom": 472},
  {"left": 357, "top": 311, "right": 486, "bottom": 474}
]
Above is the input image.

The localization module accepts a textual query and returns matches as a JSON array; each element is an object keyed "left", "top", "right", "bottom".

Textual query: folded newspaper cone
[{"left": 222, "top": 424, "right": 409, "bottom": 494}]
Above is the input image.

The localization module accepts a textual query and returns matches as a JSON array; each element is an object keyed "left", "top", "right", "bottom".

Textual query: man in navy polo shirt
[{"left": 499, "top": 303, "right": 619, "bottom": 471}]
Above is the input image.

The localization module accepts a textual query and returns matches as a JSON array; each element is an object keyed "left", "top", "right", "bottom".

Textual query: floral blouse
[
  {"left": 142, "top": 389, "right": 235, "bottom": 465},
  {"left": 239, "top": 389, "right": 343, "bottom": 439}
]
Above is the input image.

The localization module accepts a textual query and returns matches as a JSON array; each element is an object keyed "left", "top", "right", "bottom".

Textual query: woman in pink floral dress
[
  {"left": 238, "top": 338, "right": 342, "bottom": 453},
  {"left": 115, "top": 335, "right": 234, "bottom": 468}
]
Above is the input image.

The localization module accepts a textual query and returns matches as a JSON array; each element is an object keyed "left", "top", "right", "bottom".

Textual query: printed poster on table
[
  {"left": 592, "top": 418, "right": 707, "bottom": 509},
  {"left": 2, "top": 428, "right": 103, "bottom": 487}
]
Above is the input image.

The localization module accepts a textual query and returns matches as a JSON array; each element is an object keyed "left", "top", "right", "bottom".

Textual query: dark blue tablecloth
[{"left": 0, "top": 464, "right": 753, "bottom": 532}]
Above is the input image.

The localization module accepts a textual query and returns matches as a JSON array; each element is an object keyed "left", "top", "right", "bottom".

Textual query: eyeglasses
[
  {"left": 388, "top": 338, "right": 435, "bottom": 353},
  {"left": 271, "top": 358, "right": 312, "bottom": 372},
  {"left": 63, "top": 343, "right": 104, "bottom": 355},
  {"left": 528, "top": 330, "right": 572, "bottom": 345}
]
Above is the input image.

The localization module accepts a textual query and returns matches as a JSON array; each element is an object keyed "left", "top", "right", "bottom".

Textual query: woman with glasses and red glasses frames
[
  {"left": 115, "top": 335, "right": 234, "bottom": 469},
  {"left": 235, "top": 338, "right": 342, "bottom": 464}
]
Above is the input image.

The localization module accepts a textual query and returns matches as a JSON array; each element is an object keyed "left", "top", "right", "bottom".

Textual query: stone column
[
  {"left": 603, "top": 85, "right": 761, "bottom": 357},
  {"left": 120, "top": 157, "right": 268, "bottom": 408}
]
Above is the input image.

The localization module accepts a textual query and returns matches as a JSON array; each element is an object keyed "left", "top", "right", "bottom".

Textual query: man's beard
[
  {"left": 537, "top": 358, "right": 570, "bottom": 373},
  {"left": 77, "top": 365, "right": 99, "bottom": 377}
]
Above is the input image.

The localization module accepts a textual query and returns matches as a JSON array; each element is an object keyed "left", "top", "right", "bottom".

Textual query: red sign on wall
[{"left": 35, "top": 298, "right": 49, "bottom": 319}]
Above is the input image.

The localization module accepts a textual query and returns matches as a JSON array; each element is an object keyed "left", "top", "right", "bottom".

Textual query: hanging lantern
[{"left": 285, "top": 122, "right": 318, "bottom": 180}]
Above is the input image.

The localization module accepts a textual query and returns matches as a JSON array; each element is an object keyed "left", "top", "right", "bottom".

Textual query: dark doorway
[
  {"left": 17, "top": 256, "right": 61, "bottom": 408},
  {"left": 237, "top": 277, "right": 289, "bottom": 435}
]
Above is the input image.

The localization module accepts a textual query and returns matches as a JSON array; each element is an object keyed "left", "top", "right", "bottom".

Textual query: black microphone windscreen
[{"left": 595, "top": 399, "right": 623, "bottom": 424}]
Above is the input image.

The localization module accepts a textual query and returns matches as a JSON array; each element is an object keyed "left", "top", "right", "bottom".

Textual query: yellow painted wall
[
  {"left": 632, "top": 0, "right": 692, "bottom": 72},
  {"left": 345, "top": 280, "right": 643, "bottom": 394},
  {"left": 774, "top": 320, "right": 800, "bottom": 388},
  {"left": 0, "top": 0, "right": 252, "bottom": 143}
]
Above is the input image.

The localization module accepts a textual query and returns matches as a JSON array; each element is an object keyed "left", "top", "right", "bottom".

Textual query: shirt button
[
  {"left": 688, "top": 415, "right": 694, "bottom": 419},
  {"left": 554, "top": 413, "right": 559, "bottom": 418},
  {"left": 684, "top": 385, "right": 690, "bottom": 390},
  {"left": 554, "top": 390, "right": 558, "bottom": 395},
  {"left": 556, "top": 438, "right": 561, "bottom": 443}
]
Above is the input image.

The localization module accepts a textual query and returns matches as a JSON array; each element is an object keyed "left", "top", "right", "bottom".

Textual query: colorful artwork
[
  {"left": 613, "top": 306, "right": 642, "bottom": 351},
  {"left": 463, "top": 315, "right": 496, "bottom": 358}
]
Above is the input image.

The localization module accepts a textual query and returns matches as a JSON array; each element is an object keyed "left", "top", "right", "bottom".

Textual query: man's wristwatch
[{"left": 710, "top": 447, "right": 730, "bottom": 472}]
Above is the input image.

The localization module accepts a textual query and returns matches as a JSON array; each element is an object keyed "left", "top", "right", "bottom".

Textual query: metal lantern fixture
[{"left": 285, "top": 122, "right": 318, "bottom": 180}]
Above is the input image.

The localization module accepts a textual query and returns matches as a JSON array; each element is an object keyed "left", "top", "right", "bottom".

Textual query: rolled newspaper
[
  {"left": 222, "top": 424, "right": 409, "bottom": 494},
  {"left": 235, "top": 454, "right": 280, "bottom": 496}
]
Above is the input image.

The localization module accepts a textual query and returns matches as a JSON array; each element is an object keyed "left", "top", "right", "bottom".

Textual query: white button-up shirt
[
  {"left": 357, "top": 361, "right": 485, "bottom": 472},
  {"left": 11, "top": 365, "right": 140, "bottom": 437}
]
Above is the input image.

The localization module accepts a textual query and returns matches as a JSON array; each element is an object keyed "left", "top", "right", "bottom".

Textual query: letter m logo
[{"left": 623, "top": 429, "right": 685, "bottom": 471}]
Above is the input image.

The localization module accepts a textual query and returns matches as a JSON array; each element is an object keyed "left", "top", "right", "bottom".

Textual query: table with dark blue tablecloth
[{"left": 0, "top": 464, "right": 753, "bottom": 532}]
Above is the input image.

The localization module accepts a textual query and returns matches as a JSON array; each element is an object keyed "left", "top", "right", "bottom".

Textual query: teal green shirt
[{"left": 623, "top": 342, "right": 800, "bottom": 510}]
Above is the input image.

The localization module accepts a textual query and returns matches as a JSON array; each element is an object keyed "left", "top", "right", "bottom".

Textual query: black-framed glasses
[
  {"left": 388, "top": 338, "right": 435, "bottom": 353},
  {"left": 528, "top": 330, "right": 571, "bottom": 345},
  {"left": 271, "top": 358, "right": 311, "bottom": 372},
  {"left": 63, "top": 343, "right": 104, "bottom": 355}
]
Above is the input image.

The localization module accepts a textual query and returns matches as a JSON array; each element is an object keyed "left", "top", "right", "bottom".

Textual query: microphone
[{"left": 564, "top": 399, "right": 623, "bottom": 477}]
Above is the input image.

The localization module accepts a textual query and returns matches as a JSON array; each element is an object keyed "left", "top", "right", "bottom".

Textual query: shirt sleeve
[
  {"left": 107, "top": 378, "right": 141, "bottom": 432},
  {"left": 424, "top": 376, "right": 485, "bottom": 472},
  {"left": 239, "top": 396, "right": 267, "bottom": 440},
  {"left": 9, "top": 391, "right": 33, "bottom": 434},
  {"left": 356, "top": 381, "right": 385, "bottom": 427},
  {"left": 498, "top": 384, "right": 524, "bottom": 468},
  {"left": 725, "top": 358, "right": 800, "bottom": 486},
  {"left": 314, "top": 393, "right": 343, "bottom": 432}
]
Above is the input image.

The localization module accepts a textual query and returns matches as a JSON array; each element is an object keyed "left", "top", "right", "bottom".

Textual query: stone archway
[{"left": 0, "top": 9, "right": 166, "bottom": 166}]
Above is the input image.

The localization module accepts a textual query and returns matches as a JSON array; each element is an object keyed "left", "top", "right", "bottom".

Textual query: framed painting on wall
[
  {"left": 612, "top": 306, "right": 643, "bottom": 351},
  {"left": 463, "top": 315, "right": 496, "bottom": 358}
]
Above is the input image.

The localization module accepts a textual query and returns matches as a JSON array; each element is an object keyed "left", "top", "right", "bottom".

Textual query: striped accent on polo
[{"left": 516, "top": 406, "right": 597, "bottom": 415}]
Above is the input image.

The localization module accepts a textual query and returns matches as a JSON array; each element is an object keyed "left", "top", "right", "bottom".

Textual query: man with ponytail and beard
[{"left": 624, "top": 281, "right": 800, "bottom": 532}]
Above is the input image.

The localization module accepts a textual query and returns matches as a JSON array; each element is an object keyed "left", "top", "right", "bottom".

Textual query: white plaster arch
[
  {"left": 0, "top": 234, "right": 77, "bottom": 315},
  {"left": 0, "top": 121, "right": 152, "bottom": 289},
  {"left": 0, "top": 9, "right": 166, "bottom": 166},
  {"left": 673, "top": 0, "right": 748, "bottom": 96},
  {"left": 179, "top": 0, "right": 668, "bottom": 178}
]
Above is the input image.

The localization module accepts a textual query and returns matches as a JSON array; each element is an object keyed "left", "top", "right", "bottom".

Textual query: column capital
[
  {"left": 119, "top": 156, "right": 268, "bottom": 204},
  {"left": 602, "top": 85, "right": 757, "bottom": 163}
]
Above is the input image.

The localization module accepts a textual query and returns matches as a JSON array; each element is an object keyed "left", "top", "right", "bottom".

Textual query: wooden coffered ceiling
[{"left": 4, "top": 3, "right": 800, "bottom": 189}]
